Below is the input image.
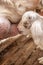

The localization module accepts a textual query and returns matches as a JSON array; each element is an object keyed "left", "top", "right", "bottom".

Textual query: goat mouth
[{"left": 24, "top": 23, "right": 31, "bottom": 29}]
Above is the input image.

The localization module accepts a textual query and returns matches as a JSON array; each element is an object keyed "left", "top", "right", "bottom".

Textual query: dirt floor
[{"left": 0, "top": 37, "right": 43, "bottom": 65}]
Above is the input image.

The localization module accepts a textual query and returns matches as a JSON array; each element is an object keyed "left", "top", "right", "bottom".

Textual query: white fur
[{"left": 31, "top": 20, "right": 43, "bottom": 50}]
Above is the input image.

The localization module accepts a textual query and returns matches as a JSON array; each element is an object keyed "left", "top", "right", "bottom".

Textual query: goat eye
[
  {"left": 29, "top": 17, "right": 31, "bottom": 19},
  {"left": 18, "top": 4, "right": 22, "bottom": 7}
]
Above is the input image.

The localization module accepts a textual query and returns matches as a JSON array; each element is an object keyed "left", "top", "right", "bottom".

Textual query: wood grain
[{"left": 0, "top": 36, "right": 43, "bottom": 65}]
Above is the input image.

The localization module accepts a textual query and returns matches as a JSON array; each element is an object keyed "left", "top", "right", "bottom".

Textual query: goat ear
[{"left": 30, "top": 20, "right": 41, "bottom": 44}]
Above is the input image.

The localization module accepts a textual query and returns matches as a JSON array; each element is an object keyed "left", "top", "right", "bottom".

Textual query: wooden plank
[
  {"left": 0, "top": 37, "right": 43, "bottom": 65},
  {"left": 1, "top": 39, "right": 35, "bottom": 65},
  {"left": 0, "top": 34, "right": 22, "bottom": 52}
]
